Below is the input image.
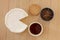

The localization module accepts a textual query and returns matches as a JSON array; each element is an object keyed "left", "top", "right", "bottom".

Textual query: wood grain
[{"left": 0, "top": 0, "right": 60, "bottom": 40}]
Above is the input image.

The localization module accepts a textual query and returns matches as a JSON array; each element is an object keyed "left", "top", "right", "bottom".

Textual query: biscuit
[{"left": 29, "top": 4, "right": 41, "bottom": 16}]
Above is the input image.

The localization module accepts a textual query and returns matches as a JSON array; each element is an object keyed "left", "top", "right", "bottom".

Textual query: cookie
[{"left": 29, "top": 4, "right": 41, "bottom": 16}]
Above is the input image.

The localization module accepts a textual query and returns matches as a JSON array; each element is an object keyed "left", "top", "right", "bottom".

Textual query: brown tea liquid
[
  {"left": 40, "top": 8, "right": 54, "bottom": 21},
  {"left": 30, "top": 23, "right": 42, "bottom": 35}
]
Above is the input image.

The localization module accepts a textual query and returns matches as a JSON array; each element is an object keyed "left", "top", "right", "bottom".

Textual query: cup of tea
[{"left": 28, "top": 22, "right": 43, "bottom": 36}]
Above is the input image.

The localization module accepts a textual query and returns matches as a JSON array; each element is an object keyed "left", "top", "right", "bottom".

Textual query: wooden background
[{"left": 0, "top": 0, "right": 60, "bottom": 40}]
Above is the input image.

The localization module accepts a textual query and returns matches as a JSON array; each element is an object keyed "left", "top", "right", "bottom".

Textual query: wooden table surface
[{"left": 0, "top": 0, "right": 60, "bottom": 40}]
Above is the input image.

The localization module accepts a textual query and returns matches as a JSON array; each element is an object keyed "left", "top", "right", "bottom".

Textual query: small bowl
[{"left": 28, "top": 22, "right": 43, "bottom": 36}]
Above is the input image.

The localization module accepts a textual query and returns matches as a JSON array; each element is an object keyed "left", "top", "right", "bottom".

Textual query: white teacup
[{"left": 28, "top": 22, "right": 43, "bottom": 36}]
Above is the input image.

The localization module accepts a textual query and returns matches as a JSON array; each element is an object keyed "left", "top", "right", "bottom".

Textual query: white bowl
[{"left": 28, "top": 22, "right": 43, "bottom": 36}]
